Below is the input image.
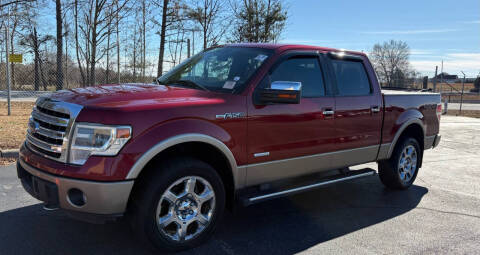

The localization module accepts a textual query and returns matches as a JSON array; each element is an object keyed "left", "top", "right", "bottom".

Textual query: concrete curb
[{"left": 0, "top": 149, "right": 19, "bottom": 158}]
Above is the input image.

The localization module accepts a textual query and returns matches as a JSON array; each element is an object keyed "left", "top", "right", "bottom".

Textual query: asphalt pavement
[{"left": 0, "top": 115, "right": 479, "bottom": 254}]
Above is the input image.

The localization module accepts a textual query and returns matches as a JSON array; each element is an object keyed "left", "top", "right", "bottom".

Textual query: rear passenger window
[
  {"left": 270, "top": 57, "right": 325, "bottom": 97},
  {"left": 331, "top": 60, "right": 371, "bottom": 96}
]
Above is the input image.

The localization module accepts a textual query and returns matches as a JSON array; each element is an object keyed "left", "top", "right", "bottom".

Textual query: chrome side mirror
[{"left": 259, "top": 81, "right": 302, "bottom": 104}]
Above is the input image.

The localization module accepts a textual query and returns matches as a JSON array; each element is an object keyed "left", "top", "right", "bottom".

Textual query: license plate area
[{"left": 18, "top": 162, "right": 59, "bottom": 206}]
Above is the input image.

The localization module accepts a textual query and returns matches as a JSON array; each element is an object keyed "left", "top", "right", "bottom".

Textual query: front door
[{"left": 246, "top": 52, "right": 336, "bottom": 186}]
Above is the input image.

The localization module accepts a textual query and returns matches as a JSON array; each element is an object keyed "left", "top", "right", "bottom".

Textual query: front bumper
[{"left": 17, "top": 158, "right": 134, "bottom": 215}]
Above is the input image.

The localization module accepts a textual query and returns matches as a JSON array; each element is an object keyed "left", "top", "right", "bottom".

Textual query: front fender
[{"left": 121, "top": 118, "right": 243, "bottom": 188}]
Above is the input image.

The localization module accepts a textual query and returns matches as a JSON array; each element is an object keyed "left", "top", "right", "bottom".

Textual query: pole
[
  {"left": 187, "top": 39, "right": 191, "bottom": 58},
  {"left": 192, "top": 30, "right": 195, "bottom": 56},
  {"left": 440, "top": 60, "right": 443, "bottom": 92},
  {"left": 5, "top": 13, "right": 11, "bottom": 116},
  {"left": 478, "top": 71, "right": 480, "bottom": 96},
  {"left": 433, "top": 66, "right": 438, "bottom": 92},
  {"left": 460, "top": 71, "right": 465, "bottom": 115}
]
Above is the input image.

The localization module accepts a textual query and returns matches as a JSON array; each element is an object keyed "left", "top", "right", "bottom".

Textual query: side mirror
[{"left": 259, "top": 81, "right": 302, "bottom": 104}]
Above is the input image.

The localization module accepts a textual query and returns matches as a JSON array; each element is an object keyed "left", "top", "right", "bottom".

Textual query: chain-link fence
[
  {"left": 2, "top": 35, "right": 480, "bottom": 112},
  {"left": 380, "top": 74, "right": 480, "bottom": 115},
  {"left": 0, "top": 48, "right": 160, "bottom": 103}
]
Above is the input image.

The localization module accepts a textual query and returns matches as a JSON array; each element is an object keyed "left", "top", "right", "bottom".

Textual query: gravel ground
[{"left": 0, "top": 115, "right": 479, "bottom": 255}]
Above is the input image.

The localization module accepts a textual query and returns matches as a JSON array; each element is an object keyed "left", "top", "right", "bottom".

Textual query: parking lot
[{"left": 0, "top": 115, "right": 479, "bottom": 255}]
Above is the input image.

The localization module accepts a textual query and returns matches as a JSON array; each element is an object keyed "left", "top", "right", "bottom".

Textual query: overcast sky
[{"left": 280, "top": 0, "right": 480, "bottom": 77}]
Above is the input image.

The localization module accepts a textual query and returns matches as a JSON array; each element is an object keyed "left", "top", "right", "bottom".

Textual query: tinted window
[
  {"left": 159, "top": 47, "right": 273, "bottom": 93},
  {"left": 332, "top": 60, "right": 371, "bottom": 96},
  {"left": 270, "top": 57, "right": 325, "bottom": 97}
]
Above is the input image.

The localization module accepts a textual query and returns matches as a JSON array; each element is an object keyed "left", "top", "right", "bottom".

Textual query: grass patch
[
  {"left": 0, "top": 102, "right": 34, "bottom": 150},
  {"left": 0, "top": 157, "right": 16, "bottom": 166}
]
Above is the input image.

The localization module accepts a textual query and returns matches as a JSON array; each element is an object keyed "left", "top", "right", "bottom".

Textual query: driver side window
[{"left": 270, "top": 57, "right": 326, "bottom": 97}]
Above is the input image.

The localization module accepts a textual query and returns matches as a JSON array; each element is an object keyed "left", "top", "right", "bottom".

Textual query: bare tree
[
  {"left": 115, "top": 0, "right": 121, "bottom": 83},
  {"left": 141, "top": 0, "right": 147, "bottom": 81},
  {"left": 63, "top": 16, "right": 70, "bottom": 88},
  {"left": 19, "top": 27, "right": 54, "bottom": 90},
  {"left": 73, "top": 0, "right": 128, "bottom": 86},
  {"left": 105, "top": 2, "right": 116, "bottom": 84},
  {"left": 73, "top": 0, "right": 87, "bottom": 86},
  {"left": 186, "top": 0, "right": 229, "bottom": 50},
  {"left": 230, "top": 0, "right": 287, "bottom": 43},
  {"left": 370, "top": 40, "right": 411, "bottom": 87},
  {"left": 167, "top": 24, "right": 186, "bottom": 66},
  {"left": 4, "top": 2, "right": 24, "bottom": 89},
  {"left": 0, "top": 0, "right": 34, "bottom": 8},
  {"left": 17, "top": 0, "right": 53, "bottom": 91},
  {"left": 156, "top": 0, "right": 169, "bottom": 77},
  {"left": 55, "top": 0, "right": 63, "bottom": 90},
  {"left": 152, "top": 0, "right": 184, "bottom": 76}
]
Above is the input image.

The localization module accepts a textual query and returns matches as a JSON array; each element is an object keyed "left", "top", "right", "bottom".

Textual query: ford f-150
[{"left": 17, "top": 43, "right": 442, "bottom": 251}]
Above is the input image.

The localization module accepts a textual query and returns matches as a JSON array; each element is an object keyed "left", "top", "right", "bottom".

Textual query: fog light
[{"left": 67, "top": 188, "right": 86, "bottom": 207}]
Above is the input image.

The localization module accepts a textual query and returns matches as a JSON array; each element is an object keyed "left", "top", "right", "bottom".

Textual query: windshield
[{"left": 158, "top": 47, "right": 274, "bottom": 93}]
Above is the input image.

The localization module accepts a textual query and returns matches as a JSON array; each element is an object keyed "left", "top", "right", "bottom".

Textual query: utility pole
[
  {"left": 460, "top": 71, "right": 465, "bottom": 115},
  {"left": 187, "top": 38, "right": 191, "bottom": 58},
  {"left": 433, "top": 66, "right": 438, "bottom": 92},
  {"left": 192, "top": 30, "right": 195, "bottom": 56},
  {"left": 5, "top": 11, "right": 11, "bottom": 116},
  {"left": 440, "top": 60, "right": 443, "bottom": 92}
]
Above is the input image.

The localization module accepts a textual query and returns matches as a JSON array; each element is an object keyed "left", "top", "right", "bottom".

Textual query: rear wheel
[
  {"left": 378, "top": 137, "right": 422, "bottom": 190},
  {"left": 129, "top": 157, "right": 225, "bottom": 252}
]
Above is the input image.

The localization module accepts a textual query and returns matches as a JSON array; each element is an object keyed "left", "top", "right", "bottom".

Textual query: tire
[
  {"left": 378, "top": 137, "right": 422, "bottom": 190},
  {"left": 128, "top": 157, "right": 226, "bottom": 252}
]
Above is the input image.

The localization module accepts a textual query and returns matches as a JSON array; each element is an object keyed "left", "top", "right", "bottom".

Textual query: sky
[
  {"left": 279, "top": 0, "right": 480, "bottom": 77},
  {"left": 3, "top": 0, "right": 478, "bottom": 78}
]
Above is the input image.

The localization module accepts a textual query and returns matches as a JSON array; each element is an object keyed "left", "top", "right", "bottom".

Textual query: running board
[{"left": 242, "top": 168, "right": 376, "bottom": 206}]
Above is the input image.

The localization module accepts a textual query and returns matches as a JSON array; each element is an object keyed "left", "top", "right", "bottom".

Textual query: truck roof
[{"left": 225, "top": 43, "right": 367, "bottom": 56}]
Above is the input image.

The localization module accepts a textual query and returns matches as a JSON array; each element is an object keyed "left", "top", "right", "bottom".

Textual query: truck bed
[
  {"left": 381, "top": 89, "right": 441, "bottom": 149},
  {"left": 382, "top": 89, "right": 440, "bottom": 96}
]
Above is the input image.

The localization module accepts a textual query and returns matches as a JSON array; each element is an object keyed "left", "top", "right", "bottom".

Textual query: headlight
[{"left": 69, "top": 123, "right": 132, "bottom": 165}]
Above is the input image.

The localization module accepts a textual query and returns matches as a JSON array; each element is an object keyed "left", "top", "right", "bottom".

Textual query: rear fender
[{"left": 385, "top": 109, "right": 426, "bottom": 159}]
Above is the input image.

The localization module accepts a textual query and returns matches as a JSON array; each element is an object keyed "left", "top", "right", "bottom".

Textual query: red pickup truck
[{"left": 17, "top": 43, "right": 441, "bottom": 251}]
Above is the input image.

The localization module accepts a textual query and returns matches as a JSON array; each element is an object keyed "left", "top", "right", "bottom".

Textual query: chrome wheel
[
  {"left": 155, "top": 176, "right": 216, "bottom": 242},
  {"left": 398, "top": 145, "right": 418, "bottom": 183}
]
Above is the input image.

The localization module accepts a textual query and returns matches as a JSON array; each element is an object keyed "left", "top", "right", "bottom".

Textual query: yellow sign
[{"left": 9, "top": 54, "right": 22, "bottom": 63}]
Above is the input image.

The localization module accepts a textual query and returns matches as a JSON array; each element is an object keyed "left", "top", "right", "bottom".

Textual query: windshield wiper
[{"left": 167, "top": 79, "right": 210, "bottom": 92}]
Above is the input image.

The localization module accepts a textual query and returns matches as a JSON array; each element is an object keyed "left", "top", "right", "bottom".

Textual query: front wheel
[
  {"left": 378, "top": 137, "right": 422, "bottom": 190},
  {"left": 129, "top": 158, "right": 225, "bottom": 252}
]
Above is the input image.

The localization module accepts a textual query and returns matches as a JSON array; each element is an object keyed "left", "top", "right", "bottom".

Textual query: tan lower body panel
[
  {"left": 243, "top": 145, "right": 380, "bottom": 187},
  {"left": 377, "top": 143, "right": 391, "bottom": 161},
  {"left": 19, "top": 159, "right": 134, "bottom": 214}
]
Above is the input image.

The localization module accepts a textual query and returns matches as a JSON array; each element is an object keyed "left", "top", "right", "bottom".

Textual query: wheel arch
[
  {"left": 387, "top": 119, "right": 426, "bottom": 163},
  {"left": 126, "top": 134, "right": 241, "bottom": 210}
]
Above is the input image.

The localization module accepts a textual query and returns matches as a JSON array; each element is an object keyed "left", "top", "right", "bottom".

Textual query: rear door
[
  {"left": 246, "top": 52, "right": 336, "bottom": 186},
  {"left": 326, "top": 53, "right": 383, "bottom": 168}
]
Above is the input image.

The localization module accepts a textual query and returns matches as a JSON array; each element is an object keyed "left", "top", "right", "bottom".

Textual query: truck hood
[{"left": 49, "top": 83, "right": 225, "bottom": 110}]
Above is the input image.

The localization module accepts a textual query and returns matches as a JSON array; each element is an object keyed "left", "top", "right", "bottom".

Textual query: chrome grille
[{"left": 26, "top": 97, "right": 83, "bottom": 163}]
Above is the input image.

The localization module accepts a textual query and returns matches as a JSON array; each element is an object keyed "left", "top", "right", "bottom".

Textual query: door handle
[
  {"left": 322, "top": 110, "right": 335, "bottom": 115},
  {"left": 371, "top": 106, "right": 380, "bottom": 113}
]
